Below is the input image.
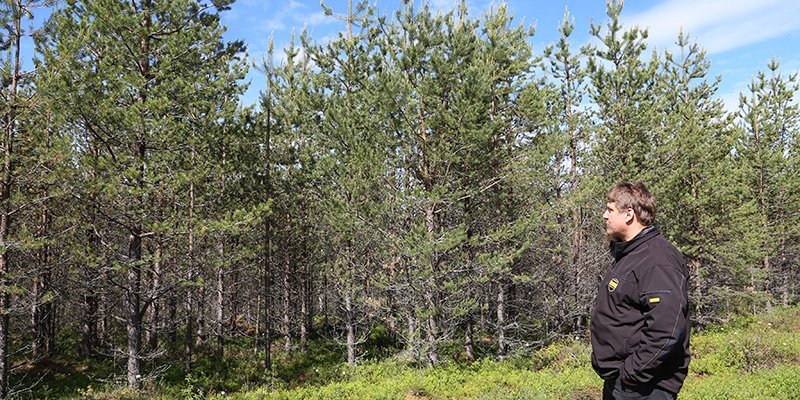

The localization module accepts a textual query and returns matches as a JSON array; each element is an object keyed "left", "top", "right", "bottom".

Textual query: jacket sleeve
[{"left": 621, "top": 264, "right": 688, "bottom": 384}]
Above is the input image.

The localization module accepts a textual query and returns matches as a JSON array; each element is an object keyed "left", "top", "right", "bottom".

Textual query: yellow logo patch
[
  {"left": 608, "top": 278, "right": 619, "bottom": 292},
  {"left": 649, "top": 297, "right": 661, "bottom": 303}
]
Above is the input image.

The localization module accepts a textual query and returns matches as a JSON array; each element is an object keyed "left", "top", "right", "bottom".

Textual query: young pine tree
[{"left": 39, "top": 0, "right": 245, "bottom": 387}]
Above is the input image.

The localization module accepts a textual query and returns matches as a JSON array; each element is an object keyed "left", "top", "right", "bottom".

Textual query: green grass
[
  {"left": 233, "top": 359, "right": 600, "bottom": 400},
  {"left": 14, "top": 306, "right": 800, "bottom": 399},
  {"left": 681, "top": 366, "right": 800, "bottom": 400}
]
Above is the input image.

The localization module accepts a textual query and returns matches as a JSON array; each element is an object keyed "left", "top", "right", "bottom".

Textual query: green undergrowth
[
  {"left": 16, "top": 306, "right": 800, "bottom": 399},
  {"left": 237, "top": 358, "right": 600, "bottom": 400}
]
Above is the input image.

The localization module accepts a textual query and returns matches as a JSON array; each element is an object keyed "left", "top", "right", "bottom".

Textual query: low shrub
[
  {"left": 20, "top": 306, "right": 800, "bottom": 399},
  {"left": 682, "top": 365, "right": 800, "bottom": 400},
  {"left": 529, "top": 338, "right": 590, "bottom": 372},
  {"left": 691, "top": 311, "right": 800, "bottom": 375}
]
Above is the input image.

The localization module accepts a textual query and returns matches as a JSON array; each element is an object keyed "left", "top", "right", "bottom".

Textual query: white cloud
[
  {"left": 429, "top": 0, "right": 459, "bottom": 12},
  {"left": 261, "top": 19, "right": 287, "bottom": 31},
  {"left": 257, "top": 0, "right": 311, "bottom": 33},
  {"left": 317, "top": 34, "right": 339, "bottom": 45},
  {"left": 698, "top": 10, "right": 797, "bottom": 53},
  {"left": 302, "top": 11, "right": 333, "bottom": 26},
  {"left": 715, "top": 55, "right": 800, "bottom": 113},
  {"left": 717, "top": 90, "right": 742, "bottom": 114},
  {"left": 286, "top": 0, "right": 304, "bottom": 11},
  {"left": 424, "top": 0, "right": 489, "bottom": 18},
  {"left": 623, "top": 0, "right": 800, "bottom": 53}
]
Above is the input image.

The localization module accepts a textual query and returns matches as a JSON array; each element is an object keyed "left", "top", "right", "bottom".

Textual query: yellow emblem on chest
[{"left": 608, "top": 278, "right": 619, "bottom": 292}]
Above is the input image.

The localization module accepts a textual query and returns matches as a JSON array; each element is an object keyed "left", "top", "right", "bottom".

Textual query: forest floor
[{"left": 16, "top": 306, "right": 800, "bottom": 399}]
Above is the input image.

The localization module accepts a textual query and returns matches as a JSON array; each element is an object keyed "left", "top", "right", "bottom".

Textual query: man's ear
[{"left": 625, "top": 209, "right": 635, "bottom": 224}]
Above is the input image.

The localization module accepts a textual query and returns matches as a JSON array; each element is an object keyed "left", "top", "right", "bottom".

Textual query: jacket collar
[{"left": 610, "top": 225, "right": 660, "bottom": 262}]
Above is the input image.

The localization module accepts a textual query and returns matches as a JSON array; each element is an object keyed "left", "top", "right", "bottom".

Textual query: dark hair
[{"left": 607, "top": 182, "right": 656, "bottom": 226}]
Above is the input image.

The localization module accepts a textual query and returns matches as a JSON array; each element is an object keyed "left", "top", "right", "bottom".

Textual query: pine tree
[
  {"left": 470, "top": 2, "right": 533, "bottom": 356},
  {"left": 586, "top": 0, "right": 659, "bottom": 184},
  {"left": 734, "top": 59, "right": 799, "bottom": 312},
  {"left": 386, "top": 2, "right": 475, "bottom": 365},
  {"left": 375, "top": 1, "right": 535, "bottom": 363},
  {"left": 39, "top": 0, "right": 245, "bottom": 387},
  {"left": 0, "top": 0, "right": 52, "bottom": 395},
  {"left": 648, "top": 31, "right": 736, "bottom": 324},
  {"left": 533, "top": 8, "right": 596, "bottom": 335},
  {"left": 302, "top": 0, "right": 395, "bottom": 365}
]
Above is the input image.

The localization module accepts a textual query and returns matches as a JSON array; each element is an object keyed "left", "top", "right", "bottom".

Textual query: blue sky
[{"left": 221, "top": 0, "right": 800, "bottom": 111}]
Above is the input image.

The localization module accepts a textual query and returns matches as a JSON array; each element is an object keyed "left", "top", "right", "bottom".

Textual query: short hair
[{"left": 607, "top": 182, "right": 656, "bottom": 226}]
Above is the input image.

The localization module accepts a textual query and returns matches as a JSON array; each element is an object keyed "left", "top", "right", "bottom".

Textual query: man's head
[{"left": 603, "top": 182, "right": 655, "bottom": 241}]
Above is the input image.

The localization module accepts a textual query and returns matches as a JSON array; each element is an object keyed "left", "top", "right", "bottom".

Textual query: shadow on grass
[{"left": 10, "top": 356, "right": 111, "bottom": 399}]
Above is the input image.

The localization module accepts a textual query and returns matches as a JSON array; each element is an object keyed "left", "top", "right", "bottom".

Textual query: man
[{"left": 590, "top": 182, "right": 690, "bottom": 400}]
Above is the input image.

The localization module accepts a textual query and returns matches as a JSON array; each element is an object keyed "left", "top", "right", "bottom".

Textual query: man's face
[{"left": 603, "top": 202, "right": 631, "bottom": 240}]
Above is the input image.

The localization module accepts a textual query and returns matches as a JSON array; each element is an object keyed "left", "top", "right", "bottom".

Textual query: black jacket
[{"left": 590, "top": 225, "right": 690, "bottom": 395}]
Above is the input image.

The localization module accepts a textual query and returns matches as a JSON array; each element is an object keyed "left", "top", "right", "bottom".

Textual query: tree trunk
[
  {"left": 216, "top": 239, "right": 225, "bottom": 358},
  {"left": 345, "top": 287, "right": 356, "bottom": 366},
  {"left": 0, "top": 3, "right": 22, "bottom": 395},
  {"left": 386, "top": 291, "right": 397, "bottom": 342},
  {"left": 407, "top": 313, "right": 418, "bottom": 361},
  {"left": 228, "top": 263, "right": 239, "bottom": 338},
  {"left": 424, "top": 290, "right": 439, "bottom": 367},
  {"left": 689, "top": 259, "right": 703, "bottom": 320},
  {"left": 147, "top": 238, "right": 161, "bottom": 352},
  {"left": 424, "top": 203, "right": 440, "bottom": 367},
  {"left": 572, "top": 206, "right": 583, "bottom": 332},
  {"left": 167, "top": 262, "right": 178, "bottom": 347},
  {"left": 185, "top": 283, "right": 194, "bottom": 371},
  {"left": 46, "top": 293, "right": 56, "bottom": 359},
  {"left": 80, "top": 242, "right": 98, "bottom": 359},
  {"left": 33, "top": 207, "right": 55, "bottom": 360},
  {"left": 167, "top": 204, "right": 180, "bottom": 347},
  {"left": 282, "top": 242, "right": 291, "bottom": 353},
  {"left": 126, "top": 230, "right": 143, "bottom": 388},
  {"left": 195, "top": 284, "right": 206, "bottom": 349},
  {"left": 322, "top": 274, "right": 329, "bottom": 329},
  {"left": 753, "top": 114, "right": 773, "bottom": 312},
  {"left": 81, "top": 289, "right": 98, "bottom": 358},
  {"left": 81, "top": 168, "right": 101, "bottom": 358},
  {"left": 0, "top": 237, "right": 9, "bottom": 400},
  {"left": 262, "top": 219, "right": 272, "bottom": 369},
  {"left": 565, "top": 52, "right": 584, "bottom": 333},
  {"left": 782, "top": 266, "right": 790, "bottom": 307},
  {"left": 253, "top": 284, "right": 260, "bottom": 355},
  {"left": 464, "top": 318, "right": 475, "bottom": 362},
  {"left": 185, "top": 175, "right": 196, "bottom": 371},
  {"left": 262, "top": 71, "right": 273, "bottom": 369},
  {"left": 147, "top": 191, "right": 165, "bottom": 353},
  {"left": 300, "top": 260, "right": 309, "bottom": 352},
  {"left": 99, "top": 268, "right": 110, "bottom": 347},
  {"left": 497, "top": 282, "right": 506, "bottom": 358},
  {"left": 128, "top": 0, "right": 152, "bottom": 388}
]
